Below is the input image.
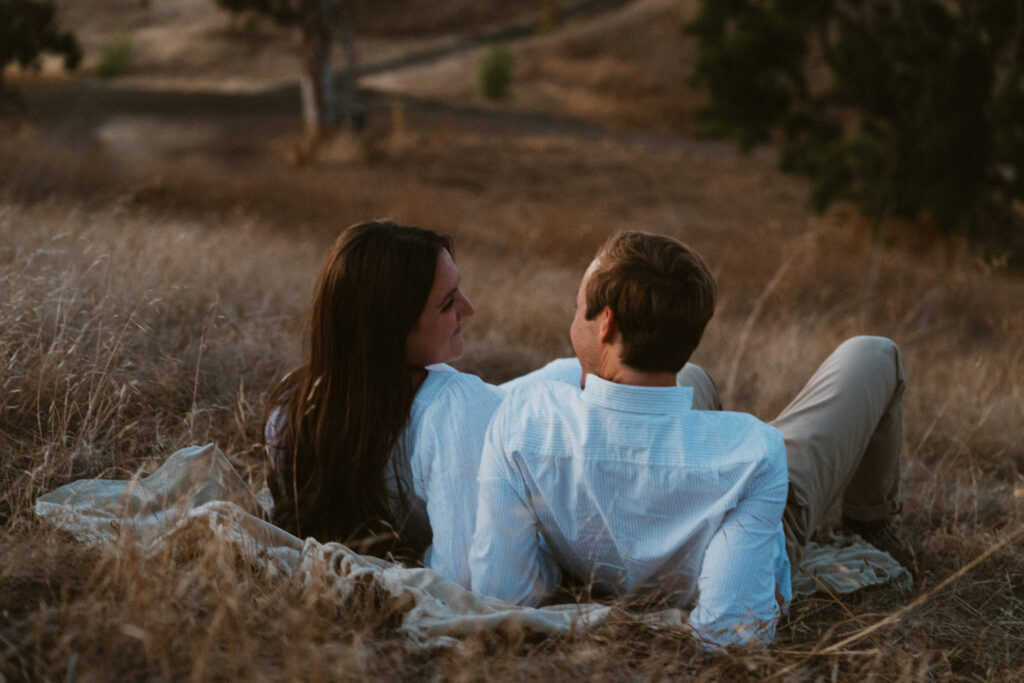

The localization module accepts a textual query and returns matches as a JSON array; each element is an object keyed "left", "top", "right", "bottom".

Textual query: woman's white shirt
[
  {"left": 401, "top": 364, "right": 504, "bottom": 586},
  {"left": 265, "top": 358, "right": 581, "bottom": 588}
]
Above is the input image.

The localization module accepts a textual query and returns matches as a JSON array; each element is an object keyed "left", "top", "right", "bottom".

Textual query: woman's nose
[{"left": 458, "top": 293, "right": 475, "bottom": 318}]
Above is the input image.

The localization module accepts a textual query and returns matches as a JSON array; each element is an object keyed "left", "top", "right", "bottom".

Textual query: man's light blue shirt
[{"left": 470, "top": 373, "right": 792, "bottom": 648}]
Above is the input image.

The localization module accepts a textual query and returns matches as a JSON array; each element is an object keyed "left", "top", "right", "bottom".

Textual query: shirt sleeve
[
  {"left": 498, "top": 357, "right": 582, "bottom": 392},
  {"left": 470, "top": 399, "right": 562, "bottom": 605},
  {"left": 420, "top": 376, "right": 504, "bottom": 589},
  {"left": 688, "top": 430, "right": 789, "bottom": 648}
]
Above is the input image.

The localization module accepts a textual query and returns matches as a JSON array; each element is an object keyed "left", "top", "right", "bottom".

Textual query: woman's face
[{"left": 406, "top": 249, "right": 475, "bottom": 367}]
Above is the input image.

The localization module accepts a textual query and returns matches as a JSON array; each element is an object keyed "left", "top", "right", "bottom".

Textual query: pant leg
[
  {"left": 676, "top": 363, "right": 723, "bottom": 411},
  {"left": 770, "top": 336, "right": 905, "bottom": 559}
]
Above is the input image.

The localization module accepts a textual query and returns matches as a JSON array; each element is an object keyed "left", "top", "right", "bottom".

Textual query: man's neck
[{"left": 595, "top": 354, "right": 676, "bottom": 387}]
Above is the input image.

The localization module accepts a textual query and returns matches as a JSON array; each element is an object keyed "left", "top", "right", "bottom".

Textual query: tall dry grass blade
[
  {"left": 769, "top": 523, "right": 1024, "bottom": 679},
  {"left": 187, "top": 302, "right": 217, "bottom": 441},
  {"left": 723, "top": 239, "right": 805, "bottom": 406},
  {"left": 798, "top": 562, "right": 888, "bottom": 653},
  {"left": 909, "top": 393, "right": 953, "bottom": 460}
]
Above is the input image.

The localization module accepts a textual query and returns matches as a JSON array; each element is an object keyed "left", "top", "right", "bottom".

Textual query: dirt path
[
  {"left": 6, "top": 0, "right": 811, "bottom": 280},
  {"left": 11, "top": 0, "right": 740, "bottom": 185},
  {"left": 356, "top": 0, "right": 635, "bottom": 78},
  {"left": 16, "top": 0, "right": 675, "bottom": 166}
]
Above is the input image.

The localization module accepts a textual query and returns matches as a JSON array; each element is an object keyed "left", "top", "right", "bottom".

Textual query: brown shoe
[{"left": 841, "top": 515, "right": 917, "bottom": 572}]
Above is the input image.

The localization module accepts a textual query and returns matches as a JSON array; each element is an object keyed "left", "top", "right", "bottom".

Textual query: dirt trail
[
  {"left": 6, "top": 0, "right": 810, "bottom": 273},
  {"left": 356, "top": 0, "right": 635, "bottom": 78},
  {"left": 19, "top": 0, "right": 697, "bottom": 155}
]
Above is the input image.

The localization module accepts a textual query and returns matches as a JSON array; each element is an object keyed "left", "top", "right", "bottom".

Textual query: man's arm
[
  {"left": 470, "top": 402, "right": 561, "bottom": 605},
  {"left": 498, "top": 358, "right": 581, "bottom": 392},
  {"left": 689, "top": 432, "right": 789, "bottom": 648}
]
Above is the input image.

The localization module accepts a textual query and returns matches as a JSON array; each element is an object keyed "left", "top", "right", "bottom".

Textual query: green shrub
[
  {"left": 479, "top": 44, "right": 513, "bottom": 101},
  {"left": 96, "top": 31, "right": 131, "bottom": 78}
]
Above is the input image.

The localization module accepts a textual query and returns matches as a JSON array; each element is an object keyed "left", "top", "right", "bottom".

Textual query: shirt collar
[{"left": 581, "top": 373, "right": 693, "bottom": 414}]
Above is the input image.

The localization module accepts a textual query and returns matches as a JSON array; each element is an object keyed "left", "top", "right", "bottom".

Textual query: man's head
[{"left": 570, "top": 231, "right": 717, "bottom": 379}]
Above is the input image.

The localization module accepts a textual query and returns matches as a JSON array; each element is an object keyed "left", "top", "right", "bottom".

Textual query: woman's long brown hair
[{"left": 264, "top": 220, "right": 452, "bottom": 554}]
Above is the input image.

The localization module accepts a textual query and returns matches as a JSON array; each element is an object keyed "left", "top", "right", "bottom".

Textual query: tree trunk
[
  {"left": 336, "top": 5, "right": 362, "bottom": 131},
  {"left": 297, "top": 0, "right": 335, "bottom": 138}
]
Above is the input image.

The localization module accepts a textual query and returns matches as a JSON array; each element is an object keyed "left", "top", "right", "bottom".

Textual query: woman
[{"left": 264, "top": 219, "right": 504, "bottom": 588}]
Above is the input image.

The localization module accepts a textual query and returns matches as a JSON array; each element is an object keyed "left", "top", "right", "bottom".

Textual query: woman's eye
[{"left": 441, "top": 299, "right": 455, "bottom": 312}]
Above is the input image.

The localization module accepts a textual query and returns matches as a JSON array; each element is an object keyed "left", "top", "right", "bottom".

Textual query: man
[{"left": 469, "top": 231, "right": 905, "bottom": 648}]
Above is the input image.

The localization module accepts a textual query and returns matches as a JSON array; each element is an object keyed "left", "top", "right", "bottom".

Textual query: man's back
[{"left": 470, "top": 375, "right": 791, "bottom": 647}]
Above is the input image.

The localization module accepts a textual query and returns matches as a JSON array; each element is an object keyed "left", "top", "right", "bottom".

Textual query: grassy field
[{"left": 3, "top": 0, "right": 1024, "bottom": 680}]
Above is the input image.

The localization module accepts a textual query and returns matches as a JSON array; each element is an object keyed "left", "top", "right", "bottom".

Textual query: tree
[
  {"left": 688, "top": 0, "right": 1024, "bottom": 257},
  {"left": 216, "top": 0, "right": 361, "bottom": 138},
  {"left": 0, "top": 0, "right": 80, "bottom": 94}
]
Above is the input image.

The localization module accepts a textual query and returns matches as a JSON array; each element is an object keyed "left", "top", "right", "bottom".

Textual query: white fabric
[
  {"left": 499, "top": 357, "right": 582, "bottom": 392},
  {"left": 265, "top": 361, "right": 583, "bottom": 588},
  {"left": 265, "top": 365, "right": 504, "bottom": 588},
  {"left": 471, "top": 374, "right": 793, "bottom": 648},
  {"left": 403, "top": 365, "right": 504, "bottom": 586},
  {"left": 35, "top": 444, "right": 911, "bottom": 650},
  {"left": 413, "top": 360, "right": 599, "bottom": 584}
]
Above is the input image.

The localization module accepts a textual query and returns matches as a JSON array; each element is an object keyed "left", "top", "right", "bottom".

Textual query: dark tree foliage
[
  {"left": 0, "top": 0, "right": 81, "bottom": 91},
  {"left": 688, "top": 0, "right": 1024, "bottom": 254}
]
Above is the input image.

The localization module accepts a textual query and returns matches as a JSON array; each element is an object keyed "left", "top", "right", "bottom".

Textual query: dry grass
[
  {"left": 515, "top": 0, "right": 706, "bottom": 132},
  {"left": 3, "top": 0, "right": 1024, "bottom": 678},
  {"left": 2, "top": 174, "right": 1023, "bottom": 680}
]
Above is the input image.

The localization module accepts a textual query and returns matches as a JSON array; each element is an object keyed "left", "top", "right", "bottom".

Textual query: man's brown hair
[{"left": 585, "top": 231, "right": 717, "bottom": 373}]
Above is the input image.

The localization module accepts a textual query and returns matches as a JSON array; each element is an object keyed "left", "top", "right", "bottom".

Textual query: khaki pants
[{"left": 678, "top": 336, "right": 905, "bottom": 563}]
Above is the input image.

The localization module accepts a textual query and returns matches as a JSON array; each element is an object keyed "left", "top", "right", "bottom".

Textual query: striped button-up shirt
[{"left": 470, "top": 374, "right": 791, "bottom": 648}]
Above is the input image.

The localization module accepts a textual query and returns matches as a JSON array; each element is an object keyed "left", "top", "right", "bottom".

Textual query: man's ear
[{"left": 598, "top": 306, "right": 617, "bottom": 344}]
